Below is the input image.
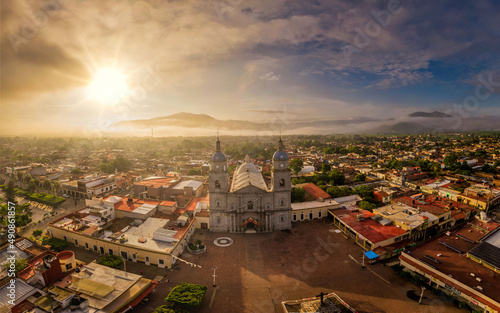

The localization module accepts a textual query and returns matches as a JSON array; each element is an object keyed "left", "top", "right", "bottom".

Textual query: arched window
[
  {"left": 215, "top": 180, "right": 221, "bottom": 188},
  {"left": 266, "top": 203, "right": 271, "bottom": 210},
  {"left": 216, "top": 200, "right": 221, "bottom": 207},
  {"left": 229, "top": 204, "right": 234, "bottom": 211},
  {"left": 216, "top": 216, "right": 221, "bottom": 224},
  {"left": 280, "top": 215, "right": 285, "bottom": 223},
  {"left": 279, "top": 178, "right": 285, "bottom": 187},
  {"left": 248, "top": 201, "right": 253, "bottom": 210},
  {"left": 280, "top": 198, "right": 285, "bottom": 206}
]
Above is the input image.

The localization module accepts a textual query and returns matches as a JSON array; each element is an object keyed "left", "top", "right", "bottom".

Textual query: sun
[{"left": 87, "top": 68, "right": 130, "bottom": 104}]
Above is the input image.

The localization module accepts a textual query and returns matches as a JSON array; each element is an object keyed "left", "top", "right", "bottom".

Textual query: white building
[{"left": 208, "top": 137, "right": 292, "bottom": 232}]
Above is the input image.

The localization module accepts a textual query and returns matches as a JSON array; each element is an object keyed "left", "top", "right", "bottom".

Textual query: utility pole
[{"left": 212, "top": 266, "right": 217, "bottom": 287}]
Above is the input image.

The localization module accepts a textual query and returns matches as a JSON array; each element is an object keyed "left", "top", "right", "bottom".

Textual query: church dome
[
  {"left": 231, "top": 155, "right": 268, "bottom": 191},
  {"left": 211, "top": 151, "right": 226, "bottom": 161},
  {"left": 273, "top": 137, "right": 288, "bottom": 160},
  {"left": 273, "top": 150, "right": 288, "bottom": 160}
]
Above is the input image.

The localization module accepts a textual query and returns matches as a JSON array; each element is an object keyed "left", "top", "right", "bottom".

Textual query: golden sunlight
[{"left": 87, "top": 68, "right": 130, "bottom": 104}]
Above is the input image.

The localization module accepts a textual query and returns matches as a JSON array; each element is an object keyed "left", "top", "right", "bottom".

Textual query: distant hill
[
  {"left": 409, "top": 111, "right": 452, "bottom": 118},
  {"left": 113, "top": 112, "right": 264, "bottom": 130},
  {"left": 365, "top": 122, "right": 432, "bottom": 134}
]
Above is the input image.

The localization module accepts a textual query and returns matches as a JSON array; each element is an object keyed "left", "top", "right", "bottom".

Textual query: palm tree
[
  {"left": 33, "top": 178, "right": 41, "bottom": 193},
  {"left": 42, "top": 179, "right": 52, "bottom": 192},
  {"left": 53, "top": 181, "right": 61, "bottom": 196}
]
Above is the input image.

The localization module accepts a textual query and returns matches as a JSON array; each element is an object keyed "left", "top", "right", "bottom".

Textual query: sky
[{"left": 1, "top": 0, "right": 499, "bottom": 136}]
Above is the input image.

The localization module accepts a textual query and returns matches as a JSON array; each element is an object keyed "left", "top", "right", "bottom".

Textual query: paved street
[{"left": 67, "top": 219, "right": 462, "bottom": 313}]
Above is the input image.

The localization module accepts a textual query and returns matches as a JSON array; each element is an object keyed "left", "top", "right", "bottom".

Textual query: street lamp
[
  {"left": 419, "top": 286, "right": 426, "bottom": 304},
  {"left": 212, "top": 266, "right": 217, "bottom": 287}
]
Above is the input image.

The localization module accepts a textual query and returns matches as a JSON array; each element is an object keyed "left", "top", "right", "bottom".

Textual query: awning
[{"left": 364, "top": 251, "right": 379, "bottom": 260}]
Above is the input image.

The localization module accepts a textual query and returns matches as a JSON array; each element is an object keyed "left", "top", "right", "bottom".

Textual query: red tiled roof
[
  {"left": 330, "top": 209, "right": 406, "bottom": 243},
  {"left": 134, "top": 177, "right": 178, "bottom": 188},
  {"left": 375, "top": 191, "right": 390, "bottom": 198},
  {"left": 302, "top": 183, "right": 331, "bottom": 200},
  {"left": 175, "top": 195, "right": 208, "bottom": 214}
]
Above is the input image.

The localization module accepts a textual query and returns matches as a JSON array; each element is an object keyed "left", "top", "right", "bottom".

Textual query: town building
[
  {"left": 399, "top": 218, "right": 500, "bottom": 312},
  {"left": 208, "top": 137, "right": 292, "bottom": 232},
  {"left": 47, "top": 195, "right": 203, "bottom": 268}
]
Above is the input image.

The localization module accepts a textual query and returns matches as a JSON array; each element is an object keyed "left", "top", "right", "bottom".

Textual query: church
[{"left": 208, "top": 137, "right": 292, "bottom": 232}]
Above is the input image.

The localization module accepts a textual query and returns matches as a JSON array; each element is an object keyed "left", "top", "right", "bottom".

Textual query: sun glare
[{"left": 87, "top": 68, "right": 130, "bottom": 104}]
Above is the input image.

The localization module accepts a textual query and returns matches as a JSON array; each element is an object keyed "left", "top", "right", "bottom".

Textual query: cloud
[{"left": 259, "top": 72, "right": 280, "bottom": 81}]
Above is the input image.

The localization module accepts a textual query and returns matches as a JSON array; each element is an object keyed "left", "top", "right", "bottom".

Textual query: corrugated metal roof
[{"left": 0, "top": 279, "right": 35, "bottom": 307}]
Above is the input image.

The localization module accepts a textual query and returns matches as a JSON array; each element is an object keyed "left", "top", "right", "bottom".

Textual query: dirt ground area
[{"left": 134, "top": 219, "right": 462, "bottom": 313}]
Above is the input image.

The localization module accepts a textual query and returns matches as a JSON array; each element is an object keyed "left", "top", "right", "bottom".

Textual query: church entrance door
[{"left": 242, "top": 217, "right": 259, "bottom": 233}]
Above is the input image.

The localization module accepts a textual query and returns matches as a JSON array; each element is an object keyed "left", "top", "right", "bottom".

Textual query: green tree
[
  {"left": 42, "top": 237, "right": 69, "bottom": 252},
  {"left": 33, "top": 178, "right": 41, "bottom": 192},
  {"left": 24, "top": 174, "right": 32, "bottom": 185},
  {"left": 289, "top": 159, "right": 304, "bottom": 176},
  {"left": 32, "top": 229, "right": 43, "bottom": 237},
  {"left": 354, "top": 173, "right": 366, "bottom": 182},
  {"left": 153, "top": 306, "right": 176, "bottom": 313},
  {"left": 28, "top": 180, "right": 37, "bottom": 192},
  {"left": 5, "top": 179, "right": 16, "bottom": 204},
  {"left": 187, "top": 168, "right": 201, "bottom": 175},
  {"left": 98, "top": 255, "right": 124, "bottom": 269},
  {"left": 16, "top": 171, "right": 24, "bottom": 184},
  {"left": 166, "top": 283, "right": 207, "bottom": 308},
  {"left": 3, "top": 258, "right": 28, "bottom": 274},
  {"left": 53, "top": 181, "right": 61, "bottom": 195},
  {"left": 352, "top": 185, "right": 373, "bottom": 199},
  {"left": 359, "top": 200, "right": 376, "bottom": 212},
  {"left": 328, "top": 170, "right": 345, "bottom": 185},
  {"left": 70, "top": 168, "right": 82, "bottom": 174},
  {"left": 326, "top": 186, "right": 352, "bottom": 198},
  {"left": 321, "top": 162, "right": 331, "bottom": 173},
  {"left": 444, "top": 153, "right": 459, "bottom": 169},
  {"left": 42, "top": 179, "right": 52, "bottom": 192},
  {"left": 291, "top": 187, "right": 306, "bottom": 203}
]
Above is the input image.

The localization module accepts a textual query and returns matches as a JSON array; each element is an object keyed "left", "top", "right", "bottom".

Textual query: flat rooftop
[
  {"left": 69, "top": 262, "right": 141, "bottom": 310},
  {"left": 400, "top": 224, "right": 500, "bottom": 304},
  {"left": 103, "top": 195, "right": 161, "bottom": 212},
  {"left": 291, "top": 199, "right": 339, "bottom": 211}
]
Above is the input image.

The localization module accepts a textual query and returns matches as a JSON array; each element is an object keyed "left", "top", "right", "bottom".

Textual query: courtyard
[{"left": 130, "top": 219, "right": 462, "bottom": 313}]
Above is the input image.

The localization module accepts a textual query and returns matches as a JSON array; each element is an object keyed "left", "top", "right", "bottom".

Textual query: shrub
[
  {"left": 42, "top": 237, "right": 69, "bottom": 252},
  {"left": 3, "top": 258, "right": 28, "bottom": 274},
  {"left": 26, "top": 192, "right": 65, "bottom": 207},
  {"left": 153, "top": 306, "right": 176, "bottom": 313},
  {"left": 458, "top": 302, "right": 471, "bottom": 310},
  {"left": 166, "top": 282, "right": 207, "bottom": 307},
  {"left": 98, "top": 255, "right": 123, "bottom": 269},
  {"left": 32, "top": 229, "right": 43, "bottom": 237}
]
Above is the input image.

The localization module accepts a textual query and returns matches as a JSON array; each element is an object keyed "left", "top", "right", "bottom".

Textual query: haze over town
[{"left": 2, "top": 1, "right": 500, "bottom": 313}]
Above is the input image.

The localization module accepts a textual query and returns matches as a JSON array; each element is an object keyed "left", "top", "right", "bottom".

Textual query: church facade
[{"left": 208, "top": 138, "right": 292, "bottom": 232}]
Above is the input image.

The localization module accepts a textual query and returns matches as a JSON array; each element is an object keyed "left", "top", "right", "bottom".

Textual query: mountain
[
  {"left": 365, "top": 122, "right": 432, "bottom": 134},
  {"left": 409, "top": 111, "right": 452, "bottom": 118},
  {"left": 113, "top": 112, "right": 264, "bottom": 130}
]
